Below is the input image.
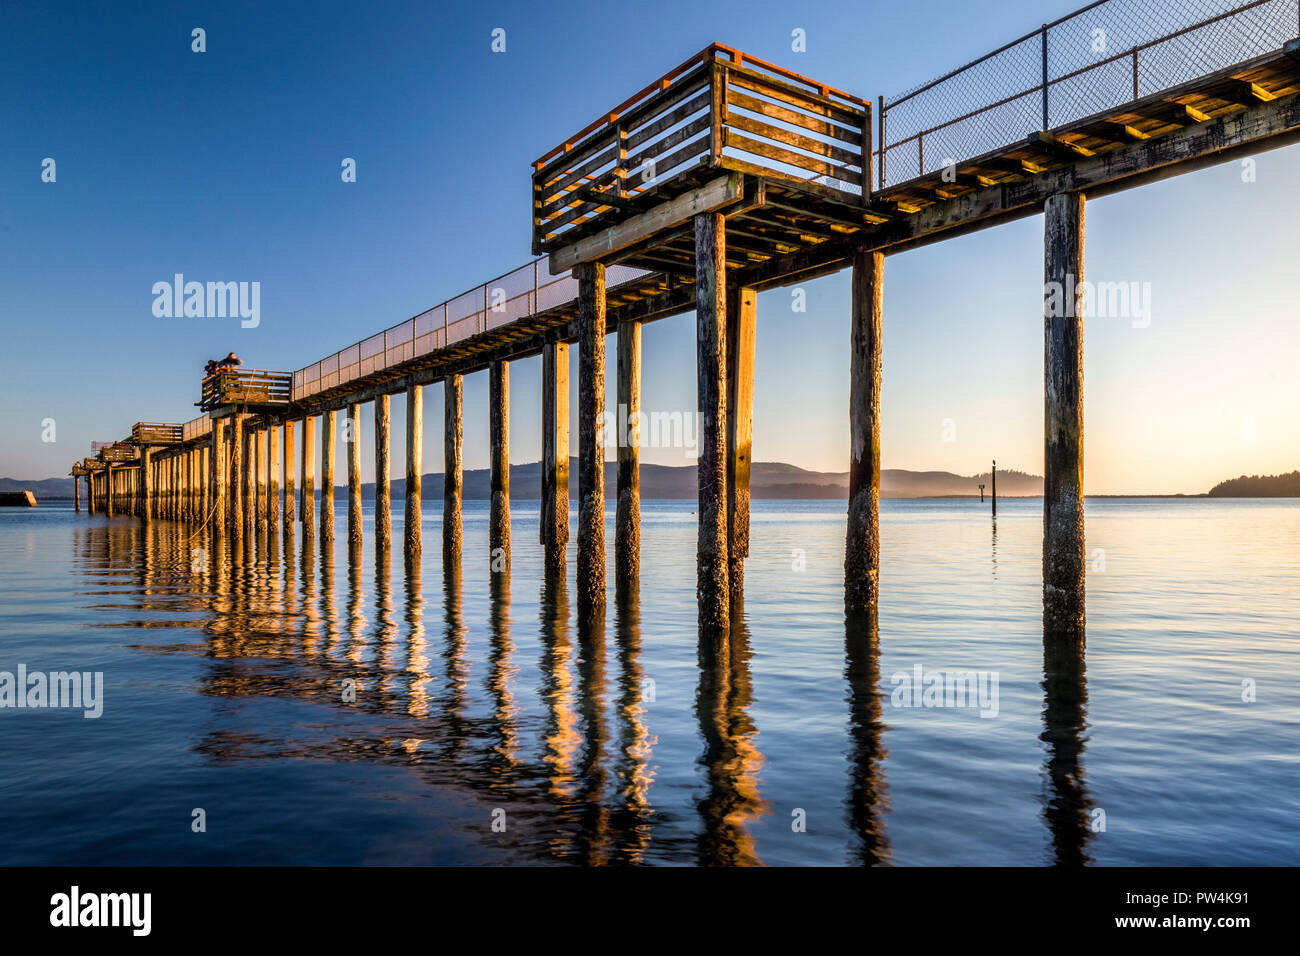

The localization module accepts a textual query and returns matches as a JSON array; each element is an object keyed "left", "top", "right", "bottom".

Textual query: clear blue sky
[{"left": 2, "top": 0, "right": 1296, "bottom": 493}]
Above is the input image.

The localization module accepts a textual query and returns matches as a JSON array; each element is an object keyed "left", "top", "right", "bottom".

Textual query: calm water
[{"left": 0, "top": 497, "right": 1296, "bottom": 866}]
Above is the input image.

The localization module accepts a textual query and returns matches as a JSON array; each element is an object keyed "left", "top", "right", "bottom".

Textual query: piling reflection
[
  {"left": 69, "top": 513, "right": 789, "bottom": 864},
  {"left": 694, "top": 607, "right": 766, "bottom": 865},
  {"left": 1041, "top": 622, "right": 1094, "bottom": 865},
  {"left": 844, "top": 603, "right": 891, "bottom": 864}
]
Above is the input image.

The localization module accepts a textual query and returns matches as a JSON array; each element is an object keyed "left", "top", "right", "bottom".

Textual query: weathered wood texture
[
  {"left": 300, "top": 415, "right": 316, "bottom": 536},
  {"left": 726, "top": 285, "right": 756, "bottom": 598},
  {"left": 347, "top": 403, "right": 363, "bottom": 553},
  {"left": 695, "top": 211, "right": 729, "bottom": 632},
  {"left": 616, "top": 320, "right": 641, "bottom": 582},
  {"left": 230, "top": 414, "right": 244, "bottom": 538},
  {"left": 443, "top": 376, "right": 463, "bottom": 560},
  {"left": 374, "top": 396, "right": 391, "bottom": 553},
  {"left": 576, "top": 261, "right": 607, "bottom": 610},
  {"left": 540, "top": 342, "right": 570, "bottom": 576},
  {"left": 321, "top": 410, "right": 337, "bottom": 542},
  {"left": 845, "top": 247, "right": 883, "bottom": 611},
  {"left": 140, "top": 447, "right": 153, "bottom": 520},
  {"left": 404, "top": 384, "right": 422, "bottom": 563},
  {"left": 1043, "top": 192, "right": 1086, "bottom": 636},
  {"left": 267, "top": 423, "right": 280, "bottom": 530},
  {"left": 283, "top": 420, "right": 296, "bottom": 530},
  {"left": 489, "top": 360, "right": 511, "bottom": 567}
]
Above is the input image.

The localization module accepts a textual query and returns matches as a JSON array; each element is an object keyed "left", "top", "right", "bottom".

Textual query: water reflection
[
  {"left": 1041, "top": 623, "right": 1094, "bottom": 865},
  {"left": 844, "top": 604, "right": 891, "bottom": 865}
]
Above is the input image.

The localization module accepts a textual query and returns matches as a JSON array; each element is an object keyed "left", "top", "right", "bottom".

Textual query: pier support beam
[
  {"left": 140, "top": 447, "right": 153, "bottom": 520},
  {"left": 321, "top": 410, "right": 337, "bottom": 542},
  {"left": 283, "top": 420, "right": 295, "bottom": 531},
  {"left": 727, "top": 285, "right": 756, "bottom": 603},
  {"left": 695, "top": 212, "right": 729, "bottom": 632},
  {"left": 212, "top": 420, "right": 226, "bottom": 531},
  {"left": 1043, "top": 192, "right": 1086, "bottom": 635},
  {"left": 443, "top": 376, "right": 462, "bottom": 561},
  {"left": 267, "top": 423, "right": 280, "bottom": 531},
  {"left": 540, "top": 342, "right": 569, "bottom": 576},
  {"left": 404, "top": 384, "right": 422, "bottom": 564},
  {"left": 74, "top": 475, "right": 80, "bottom": 513},
  {"left": 106, "top": 465, "right": 115, "bottom": 518},
  {"left": 230, "top": 415, "right": 244, "bottom": 538},
  {"left": 846, "top": 248, "right": 884, "bottom": 612},
  {"left": 347, "top": 403, "right": 363, "bottom": 553},
  {"left": 199, "top": 446, "right": 209, "bottom": 526},
  {"left": 244, "top": 429, "right": 256, "bottom": 532},
  {"left": 576, "top": 261, "right": 607, "bottom": 612},
  {"left": 489, "top": 361, "right": 511, "bottom": 569},
  {"left": 374, "top": 396, "right": 391, "bottom": 553},
  {"left": 616, "top": 320, "right": 641, "bottom": 584},
  {"left": 255, "top": 428, "right": 267, "bottom": 530},
  {"left": 301, "top": 415, "right": 315, "bottom": 536}
]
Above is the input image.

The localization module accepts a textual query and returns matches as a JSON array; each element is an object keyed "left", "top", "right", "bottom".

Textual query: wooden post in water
[
  {"left": 256, "top": 427, "right": 268, "bottom": 530},
  {"left": 489, "top": 361, "right": 511, "bottom": 570},
  {"left": 845, "top": 247, "right": 884, "bottom": 612},
  {"left": 244, "top": 428, "right": 256, "bottom": 532},
  {"left": 283, "top": 420, "right": 296, "bottom": 531},
  {"left": 404, "top": 384, "right": 422, "bottom": 564},
  {"left": 347, "top": 403, "right": 363, "bottom": 553},
  {"left": 1043, "top": 192, "right": 1086, "bottom": 635},
  {"left": 321, "top": 410, "right": 337, "bottom": 542},
  {"left": 73, "top": 474, "right": 80, "bottom": 513},
  {"left": 576, "top": 261, "right": 607, "bottom": 611},
  {"left": 443, "top": 376, "right": 462, "bottom": 561},
  {"left": 616, "top": 320, "right": 641, "bottom": 584},
  {"left": 212, "top": 420, "right": 226, "bottom": 530},
  {"left": 267, "top": 422, "right": 280, "bottom": 530},
  {"left": 727, "top": 285, "right": 756, "bottom": 602},
  {"left": 540, "top": 342, "right": 569, "bottom": 576},
  {"left": 300, "top": 415, "right": 315, "bottom": 536},
  {"left": 695, "top": 212, "right": 729, "bottom": 632},
  {"left": 88, "top": 470, "right": 96, "bottom": 515},
  {"left": 374, "top": 396, "right": 391, "bottom": 553},
  {"left": 991, "top": 461, "right": 997, "bottom": 517},
  {"left": 140, "top": 446, "right": 152, "bottom": 520},
  {"left": 106, "top": 464, "right": 115, "bottom": 518}
]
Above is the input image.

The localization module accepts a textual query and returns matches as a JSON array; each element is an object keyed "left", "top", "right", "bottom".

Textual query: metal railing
[
  {"left": 291, "top": 258, "right": 650, "bottom": 403},
  {"left": 878, "top": 0, "right": 1300, "bottom": 186},
  {"left": 181, "top": 416, "right": 211, "bottom": 442}
]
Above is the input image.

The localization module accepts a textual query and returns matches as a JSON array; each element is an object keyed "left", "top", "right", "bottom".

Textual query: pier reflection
[
  {"left": 70, "top": 513, "right": 791, "bottom": 865},
  {"left": 844, "top": 603, "right": 891, "bottom": 865},
  {"left": 1041, "top": 622, "right": 1095, "bottom": 865}
]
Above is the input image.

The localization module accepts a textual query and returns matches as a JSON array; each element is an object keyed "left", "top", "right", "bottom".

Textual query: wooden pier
[{"left": 71, "top": 0, "right": 1300, "bottom": 646}]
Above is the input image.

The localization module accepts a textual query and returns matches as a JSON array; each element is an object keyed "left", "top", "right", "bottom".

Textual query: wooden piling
[
  {"left": 347, "top": 403, "right": 363, "bottom": 553},
  {"left": 321, "top": 410, "right": 336, "bottom": 542},
  {"left": 404, "top": 384, "right": 422, "bottom": 564},
  {"left": 1043, "top": 192, "right": 1086, "bottom": 634},
  {"left": 540, "top": 342, "right": 569, "bottom": 576},
  {"left": 230, "top": 418, "right": 244, "bottom": 537},
  {"left": 244, "top": 428, "right": 256, "bottom": 532},
  {"left": 212, "top": 420, "right": 226, "bottom": 530},
  {"left": 846, "top": 247, "right": 884, "bottom": 611},
  {"left": 255, "top": 427, "right": 267, "bottom": 530},
  {"left": 576, "top": 261, "right": 607, "bottom": 611},
  {"left": 88, "top": 471, "right": 96, "bottom": 515},
  {"left": 694, "top": 211, "right": 729, "bottom": 632},
  {"left": 489, "top": 360, "right": 510, "bottom": 568},
  {"left": 616, "top": 320, "right": 641, "bottom": 584},
  {"left": 106, "top": 464, "right": 115, "bottom": 518},
  {"left": 301, "top": 415, "right": 316, "bottom": 536},
  {"left": 267, "top": 422, "right": 280, "bottom": 531},
  {"left": 140, "top": 447, "right": 152, "bottom": 520},
  {"left": 727, "top": 285, "right": 756, "bottom": 601},
  {"left": 443, "top": 376, "right": 462, "bottom": 561},
  {"left": 73, "top": 474, "right": 80, "bottom": 513},
  {"left": 374, "top": 396, "right": 391, "bottom": 553},
  {"left": 283, "top": 420, "right": 296, "bottom": 531}
]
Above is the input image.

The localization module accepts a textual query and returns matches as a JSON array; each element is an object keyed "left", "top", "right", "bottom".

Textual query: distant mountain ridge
[{"left": 0, "top": 462, "right": 1043, "bottom": 501}]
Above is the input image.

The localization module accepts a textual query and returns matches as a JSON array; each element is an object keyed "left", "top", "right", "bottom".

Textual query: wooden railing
[
  {"left": 200, "top": 368, "right": 292, "bottom": 411},
  {"left": 95, "top": 442, "right": 136, "bottom": 463},
  {"left": 531, "top": 43, "right": 871, "bottom": 254},
  {"left": 131, "top": 422, "right": 183, "bottom": 445}
]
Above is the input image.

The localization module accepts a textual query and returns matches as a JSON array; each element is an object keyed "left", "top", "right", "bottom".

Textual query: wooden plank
[
  {"left": 728, "top": 88, "right": 862, "bottom": 144},
  {"left": 724, "top": 128, "right": 863, "bottom": 185},
  {"left": 725, "top": 63, "right": 865, "bottom": 127},
  {"left": 725, "top": 110, "right": 862, "bottom": 166},
  {"left": 549, "top": 173, "right": 741, "bottom": 273}
]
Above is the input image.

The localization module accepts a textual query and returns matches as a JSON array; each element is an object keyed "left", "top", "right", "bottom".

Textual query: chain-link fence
[{"left": 879, "top": 0, "right": 1300, "bottom": 186}]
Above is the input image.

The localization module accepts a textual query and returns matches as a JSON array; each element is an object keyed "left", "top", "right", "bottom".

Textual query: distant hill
[
  {"left": 1208, "top": 471, "right": 1300, "bottom": 497},
  {"left": 1, "top": 462, "right": 1042, "bottom": 502}
]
